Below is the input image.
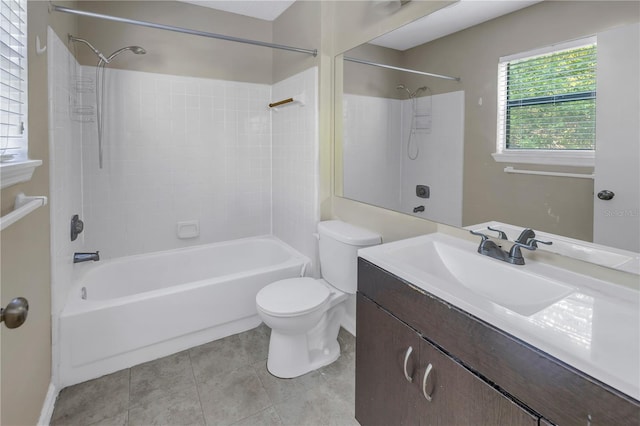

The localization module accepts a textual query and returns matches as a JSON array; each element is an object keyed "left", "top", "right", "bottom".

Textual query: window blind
[
  {"left": 497, "top": 40, "right": 596, "bottom": 151},
  {"left": 1, "top": 0, "right": 26, "bottom": 157}
]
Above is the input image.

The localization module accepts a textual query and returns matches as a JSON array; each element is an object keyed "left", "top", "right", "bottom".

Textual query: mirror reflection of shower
[
  {"left": 396, "top": 84, "right": 431, "bottom": 160},
  {"left": 69, "top": 35, "right": 146, "bottom": 168}
]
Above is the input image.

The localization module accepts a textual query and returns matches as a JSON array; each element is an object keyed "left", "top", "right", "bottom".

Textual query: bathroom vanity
[{"left": 355, "top": 234, "right": 640, "bottom": 426}]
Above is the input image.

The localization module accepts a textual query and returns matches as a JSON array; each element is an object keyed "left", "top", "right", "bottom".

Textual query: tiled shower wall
[
  {"left": 80, "top": 68, "right": 273, "bottom": 259},
  {"left": 48, "top": 28, "right": 85, "bottom": 316},
  {"left": 48, "top": 28, "right": 86, "bottom": 385},
  {"left": 342, "top": 94, "right": 402, "bottom": 211},
  {"left": 342, "top": 91, "right": 464, "bottom": 228},
  {"left": 272, "top": 67, "right": 320, "bottom": 277}
]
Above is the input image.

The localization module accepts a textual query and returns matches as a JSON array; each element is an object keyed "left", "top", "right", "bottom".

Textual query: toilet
[{"left": 256, "top": 220, "right": 381, "bottom": 378}]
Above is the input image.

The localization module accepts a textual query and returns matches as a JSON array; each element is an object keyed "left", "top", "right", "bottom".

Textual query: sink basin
[{"left": 361, "top": 233, "right": 575, "bottom": 316}]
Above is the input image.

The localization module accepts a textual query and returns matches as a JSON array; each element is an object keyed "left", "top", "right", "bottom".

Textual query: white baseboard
[{"left": 37, "top": 382, "right": 58, "bottom": 426}]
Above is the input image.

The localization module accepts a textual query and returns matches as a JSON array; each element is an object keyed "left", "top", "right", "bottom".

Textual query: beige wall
[
  {"left": 76, "top": 1, "right": 273, "bottom": 84},
  {"left": 343, "top": 43, "right": 404, "bottom": 99},
  {"left": 272, "top": 0, "right": 320, "bottom": 83},
  {"left": 0, "top": 2, "right": 77, "bottom": 424},
  {"left": 399, "top": 0, "right": 640, "bottom": 241}
]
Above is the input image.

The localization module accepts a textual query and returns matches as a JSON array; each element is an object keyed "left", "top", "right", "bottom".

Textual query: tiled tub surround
[
  {"left": 342, "top": 91, "right": 464, "bottom": 227},
  {"left": 80, "top": 67, "right": 273, "bottom": 260},
  {"left": 48, "top": 28, "right": 86, "bottom": 322},
  {"left": 51, "top": 325, "right": 357, "bottom": 426},
  {"left": 271, "top": 67, "right": 320, "bottom": 278},
  {"left": 48, "top": 28, "right": 87, "bottom": 387},
  {"left": 342, "top": 94, "right": 402, "bottom": 211}
]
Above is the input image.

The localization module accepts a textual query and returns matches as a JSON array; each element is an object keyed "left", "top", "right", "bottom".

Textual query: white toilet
[{"left": 256, "top": 220, "right": 381, "bottom": 378}]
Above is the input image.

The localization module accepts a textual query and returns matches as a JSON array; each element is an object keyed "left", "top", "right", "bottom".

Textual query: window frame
[
  {"left": 492, "top": 36, "right": 597, "bottom": 167},
  {"left": 1, "top": 0, "right": 28, "bottom": 162}
]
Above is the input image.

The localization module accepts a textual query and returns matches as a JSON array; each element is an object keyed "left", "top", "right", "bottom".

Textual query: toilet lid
[{"left": 256, "top": 278, "right": 331, "bottom": 317}]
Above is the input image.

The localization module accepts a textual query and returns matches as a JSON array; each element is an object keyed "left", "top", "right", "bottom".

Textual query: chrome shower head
[
  {"left": 396, "top": 84, "right": 412, "bottom": 97},
  {"left": 68, "top": 34, "right": 109, "bottom": 63},
  {"left": 105, "top": 46, "right": 147, "bottom": 63},
  {"left": 412, "top": 86, "right": 428, "bottom": 97}
]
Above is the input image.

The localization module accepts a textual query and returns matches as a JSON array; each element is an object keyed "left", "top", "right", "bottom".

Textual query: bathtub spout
[{"left": 74, "top": 251, "right": 100, "bottom": 263}]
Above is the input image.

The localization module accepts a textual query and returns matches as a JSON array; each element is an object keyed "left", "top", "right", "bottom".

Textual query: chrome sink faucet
[{"left": 470, "top": 230, "right": 551, "bottom": 265}]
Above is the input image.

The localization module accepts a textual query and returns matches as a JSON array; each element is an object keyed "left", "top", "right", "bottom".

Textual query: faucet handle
[
  {"left": 516, "top": 228, "right": 536, "bottom": 244},
  {"left": 508, "top": 241, "right": 538, "bottom": 265},
  {"left": 469, "top": 230, "right": 489, "bottom": 241},
  {"left": 487, "top": 226, "right": 508, "bottom": 240},
  {"left": 529, "top": 238, "right": 552, "bottom": 248}
]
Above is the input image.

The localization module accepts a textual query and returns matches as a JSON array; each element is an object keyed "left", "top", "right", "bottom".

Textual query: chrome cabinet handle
[
  {"left": 403, "top": 346, "right": 414, "bottom": 382},
  {"left": 422, "top": 363, "right": 433, "bottom": 402}
]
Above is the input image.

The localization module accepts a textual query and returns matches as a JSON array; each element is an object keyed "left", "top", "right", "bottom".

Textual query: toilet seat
[{"left": 256, "top": 278, "right": 331, "bottom": 318}]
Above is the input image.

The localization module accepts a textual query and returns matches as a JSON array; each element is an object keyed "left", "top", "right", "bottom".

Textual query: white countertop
[{"left": 359, "top": 233, "right": 640, "bottom": 401}]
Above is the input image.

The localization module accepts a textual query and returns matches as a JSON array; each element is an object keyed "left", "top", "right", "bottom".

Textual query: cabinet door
[
  {"left": 356, "top": 294, "right": 422, "bottom": 426},
  {"left": 417, "top": 338, "right": 538, "bottom": 426}
]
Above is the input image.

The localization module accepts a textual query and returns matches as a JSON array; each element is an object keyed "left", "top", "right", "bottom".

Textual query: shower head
[
  {"left": 396, "top": 84, "right": 412, "bottom": 97},
  {"left": 68, "top": 35, "right": 109, "bottom": 63},
  {"left": 412, "top": 86, "right": 428, "bottom": 97},
  {"left": 105, "top": 46, "right": 147, "bottom": 63},
  {"left": 397, "top": 84, "right": 429, "bottom": 98}
]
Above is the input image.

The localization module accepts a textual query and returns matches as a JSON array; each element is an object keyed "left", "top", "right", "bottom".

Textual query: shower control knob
[
  {"left": 597, "top": 190, "right": 615, "bottom": 200},
  {"left": 71, "top": 214, "right": 84, "bottom": 241},
  {"left": 1, "top": 297, "right": 29, "bottom": 329},
  {"left": 416, "top": 185, "right": 430, "bottom": 199}
]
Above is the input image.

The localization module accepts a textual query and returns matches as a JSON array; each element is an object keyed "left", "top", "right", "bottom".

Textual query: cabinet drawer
[{"left": 358, "top": 258, "right": 640, "bottom": 425}]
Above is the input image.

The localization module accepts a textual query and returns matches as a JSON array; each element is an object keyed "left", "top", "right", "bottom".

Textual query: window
[
  {"left": 493, "top": 37, "right": 597, "bottom": 166},
  {"left": 1, "top": 0, "right": 27, "bottom": 162}
]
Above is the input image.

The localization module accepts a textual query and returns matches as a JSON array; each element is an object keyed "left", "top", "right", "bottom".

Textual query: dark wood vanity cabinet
[
  {"left": 356, "top": 294, "right": 537, "bottom": 426},
  {"left": 356, "top": 258, "right": 640, "bottom": 426}
]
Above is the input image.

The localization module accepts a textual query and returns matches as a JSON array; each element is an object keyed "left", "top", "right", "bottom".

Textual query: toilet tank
[{"left": 317, "top": 220, "right": 381, "bottom": 294}]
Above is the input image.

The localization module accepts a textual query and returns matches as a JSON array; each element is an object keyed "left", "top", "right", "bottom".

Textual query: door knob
[
  {"left": 1, "top": 297, "right": 29, "bottom": 329},
  {"left": 597, "top": 190, "right": 615, "bottom": 200}
]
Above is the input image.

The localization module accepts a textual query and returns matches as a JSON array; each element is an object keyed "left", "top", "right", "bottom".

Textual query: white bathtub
[{"left": 58, "top": 236, "right": 309, "bottom": 387}]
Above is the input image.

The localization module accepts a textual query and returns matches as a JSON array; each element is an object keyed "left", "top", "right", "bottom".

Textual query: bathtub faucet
[{"left": 73, "top": 251, "right": 100, "bottom": 263}]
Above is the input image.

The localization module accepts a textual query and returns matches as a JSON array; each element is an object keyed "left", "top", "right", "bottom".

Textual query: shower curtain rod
[
  {"left": 344, "top": 56, "right": 460, "bottom": 82},
  {"left": 50, "top": 4, "right": 318, "bottom": 57}
]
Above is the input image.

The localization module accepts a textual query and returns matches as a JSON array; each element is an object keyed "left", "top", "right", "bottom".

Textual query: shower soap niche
[{"left": 177, "top": 220, "right": 199, "bottom": 239}]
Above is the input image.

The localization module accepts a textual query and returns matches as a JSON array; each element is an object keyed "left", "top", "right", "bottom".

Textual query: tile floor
[{"left": 51, "top": 325, "right": 359, "bottom": 426}]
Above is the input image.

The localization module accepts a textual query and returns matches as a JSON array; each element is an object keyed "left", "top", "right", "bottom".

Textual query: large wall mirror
[{"left": 334, "top": 1, "right": 639, "bottom": 261}]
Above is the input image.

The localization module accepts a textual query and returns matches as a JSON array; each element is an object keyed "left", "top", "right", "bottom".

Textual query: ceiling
[
  {"left": 175, "top": 0, "right": 540, "bottom": 43},
  {"left": 178, "top": 0, "right": 296, "bottom": 21},
  {"left": 370, "top": 0, "right": 542, "bottom": 51}
]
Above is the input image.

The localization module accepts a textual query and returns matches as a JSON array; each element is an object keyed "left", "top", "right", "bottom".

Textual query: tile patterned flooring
[{"left": 51, "top": 325, "right": 359, "bottom": 426}]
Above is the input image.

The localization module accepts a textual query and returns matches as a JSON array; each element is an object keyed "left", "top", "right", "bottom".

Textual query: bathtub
[{"left": 58, "top": 236, "right": 309, "bottom": 387}]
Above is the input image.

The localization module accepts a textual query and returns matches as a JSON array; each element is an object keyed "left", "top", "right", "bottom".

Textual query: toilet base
[
  {"left": 266, "top": 332, "right": 340, "bottom": 378},
  {"left": 265, "top": 302, "right": 346, "bottom": 379}
]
